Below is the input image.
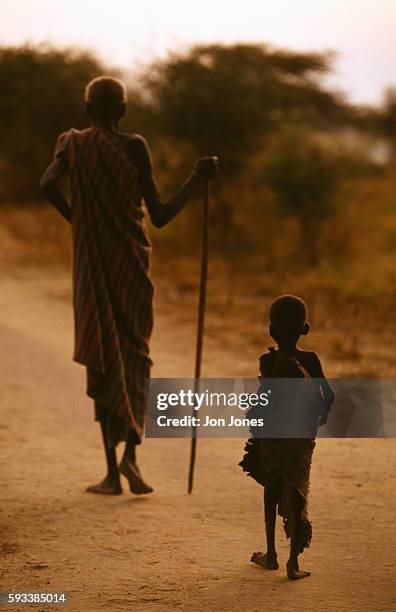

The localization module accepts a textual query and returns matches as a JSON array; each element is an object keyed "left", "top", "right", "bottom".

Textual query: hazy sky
[{"left": 1, "top": 0, "right": 395, "bottom": 105}]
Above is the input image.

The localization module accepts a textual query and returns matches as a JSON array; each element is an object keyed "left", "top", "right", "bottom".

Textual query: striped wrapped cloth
[{"left": 55, "top": 127, "right": 153, "bottom": 445}]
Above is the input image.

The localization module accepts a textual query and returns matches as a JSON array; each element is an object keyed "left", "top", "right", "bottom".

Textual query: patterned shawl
[{"left": 55, "top": 127, "right": 153, "bottom": 443}]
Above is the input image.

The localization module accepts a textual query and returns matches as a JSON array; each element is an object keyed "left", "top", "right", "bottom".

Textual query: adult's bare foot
[
  {"left": 286, "top": 559, "right": 310, "bottom": 580},
  {"left": 251, "top": 551, "right": 279, "bottom": 570},
  {"left": 86, "top": 477, "right": 122, "bottom": 495},
  {"left": 119, "top": 459, "right": 153, "bottom": 495}
]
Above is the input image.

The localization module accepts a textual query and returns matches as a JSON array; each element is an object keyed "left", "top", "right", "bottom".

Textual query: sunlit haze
[{"left": 1, "top": 0, "right": 395, "bottom": 105}]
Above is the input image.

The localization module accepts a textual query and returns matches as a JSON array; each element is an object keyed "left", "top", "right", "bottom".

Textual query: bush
[
  {"left": 0, "top": 45, "right": 107, "bottom": 201},
  {"left": 263, "top": 129, "right": 353, "bottom": 264}
]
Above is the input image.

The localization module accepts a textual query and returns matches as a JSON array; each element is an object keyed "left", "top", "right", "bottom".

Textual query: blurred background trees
[
  {"left": 141, "top": 44, "right": 346, "bottom": 164},
  {"left": 381, "top": 87, "right": 396, "bottom": 159},
  {"left": 0, "top": 46, "right": 105, "bottom": 201},
  {"left": 0, "top": 42, "right": 364, "bottom": 203},
  {"left": 139, "top": 44, "right": 350, "bottom": 233},
  {"left": 0, "top": 42, "right": 395, "bottom": 293}
]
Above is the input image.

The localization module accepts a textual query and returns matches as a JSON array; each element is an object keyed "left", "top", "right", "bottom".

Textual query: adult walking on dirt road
[{"left": 40, "top": 76, "right": 218, "bottom": 496}]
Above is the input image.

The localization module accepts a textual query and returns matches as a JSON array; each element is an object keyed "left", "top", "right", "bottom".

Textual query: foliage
[
  {"left": 0, "top": 45, "right": 107, "bottom": 201},
  {"left": 142, "top": 43, "right": 347, "bottom": 173},
  {"left": 381, "top": 87, "right": 396, "bottom": 156},
  {"left": 262, "top": 128, "right": 351, "bottom": 263},
  {"left": 0, "top": 41, "right": 392, "bottom": 260},
  {"left": 264, "top": 129, "right": 340, "bottom": 217}
]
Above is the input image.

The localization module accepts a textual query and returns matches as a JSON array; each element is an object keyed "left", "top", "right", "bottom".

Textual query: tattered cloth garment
[
  {"left": 239, "top": 349, "right": 316, "bottom": 553},
  {"left": 54, "top": 127, "right": 154, "bottom": 446}
]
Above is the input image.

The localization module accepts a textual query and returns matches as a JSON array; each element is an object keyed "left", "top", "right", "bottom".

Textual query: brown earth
[{"left": 0, "top": 223, "right": 395, "bottom": 611}]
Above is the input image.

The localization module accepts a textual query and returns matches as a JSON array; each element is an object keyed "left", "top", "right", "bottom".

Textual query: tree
[
  {"left": 142, "top": 43, "right": 347, "bottom": 172},
  {"left": 0, "top": 45, "right": 106, "bottom": 201},
  {"left": 263, "top": 128, "right": 342, "bottom": 264},
  {"left": 140, "top": 43, "right": 350, "bottom": 232},
  {"left": 381, "top": 87, "right": 396, "bottom": 159}
]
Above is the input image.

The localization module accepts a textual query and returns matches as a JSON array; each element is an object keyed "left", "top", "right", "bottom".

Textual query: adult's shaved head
[{"left": 85, "top": 76, "right": 127, "bottom": 120}]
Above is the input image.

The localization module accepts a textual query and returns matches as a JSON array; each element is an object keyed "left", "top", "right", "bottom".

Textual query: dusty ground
[{"left": 0, "top": 226, "right": 395, "bottom": 611}]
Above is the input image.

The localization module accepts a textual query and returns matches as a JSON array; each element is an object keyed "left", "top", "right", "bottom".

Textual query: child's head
[
  {"left": 85, "top": 76, "right": 127, "bottom": 123},
  {"left": 269, "top": 294, "right": 309, "bottom": 346}
]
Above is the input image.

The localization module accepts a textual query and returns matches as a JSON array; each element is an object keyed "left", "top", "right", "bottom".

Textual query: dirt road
[{"left": 1, "top": 261, "right": 395, "bottom": 611}]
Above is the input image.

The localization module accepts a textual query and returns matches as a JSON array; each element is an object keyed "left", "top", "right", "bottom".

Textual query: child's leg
[
  {"left": 86, "top": 414, "right": 122, "bottom": 495},
  {"left": 251, "top": 479, "right": 281, "bottom": 570},
  {"left": 286, "top": 488, "right": 310, "bottom": 580},
  {"left": 119, "top": 428, "right": 153, "bottom": 495},
  {"left": 264, "top": 481, "right": 280, "bottom": 560}
]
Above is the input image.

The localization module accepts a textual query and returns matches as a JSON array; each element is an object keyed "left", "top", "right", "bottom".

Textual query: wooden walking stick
[{"left": 187, "top": 177, "right": 210, "bottom": 494}]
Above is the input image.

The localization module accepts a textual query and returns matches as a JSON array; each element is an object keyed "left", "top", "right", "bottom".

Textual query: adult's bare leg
[
  {"left": 119, "top": 429, "right": 153, "bottom": 495},
  {"left": 86, "top": 421, "right": 122, "bottom": 495}
]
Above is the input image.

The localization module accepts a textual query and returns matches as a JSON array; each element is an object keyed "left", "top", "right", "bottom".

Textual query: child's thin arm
[
  {"left": 313, "top": 354, "right": 335, "bottom": 424},
  {"left": 39, "top": 158, "right": 71, "bottom": 223},
  {"left": 322, "top": 378, "right": 335, "bottom": 407}
]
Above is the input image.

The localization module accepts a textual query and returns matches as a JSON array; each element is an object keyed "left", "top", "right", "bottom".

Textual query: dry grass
[
  {"left": 2, "top": 171, "right": 395, "bottom": 283},
  {"left": 1, "top": 173, "right": 395, "bottom": 378}
]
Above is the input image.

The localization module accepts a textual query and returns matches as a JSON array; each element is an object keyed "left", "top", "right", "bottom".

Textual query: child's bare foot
[
  {"left": 286, "top": 559, "right": 310, "bottom": 580},
  {"left": 119, "top": 459, "right": 153, "bottom": 495},
  {"left": 86, "top": 477, "right": 122, "bottom": 495},
  {"left": 251, "top": 551, "right": 279, "bottom": 570}
]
